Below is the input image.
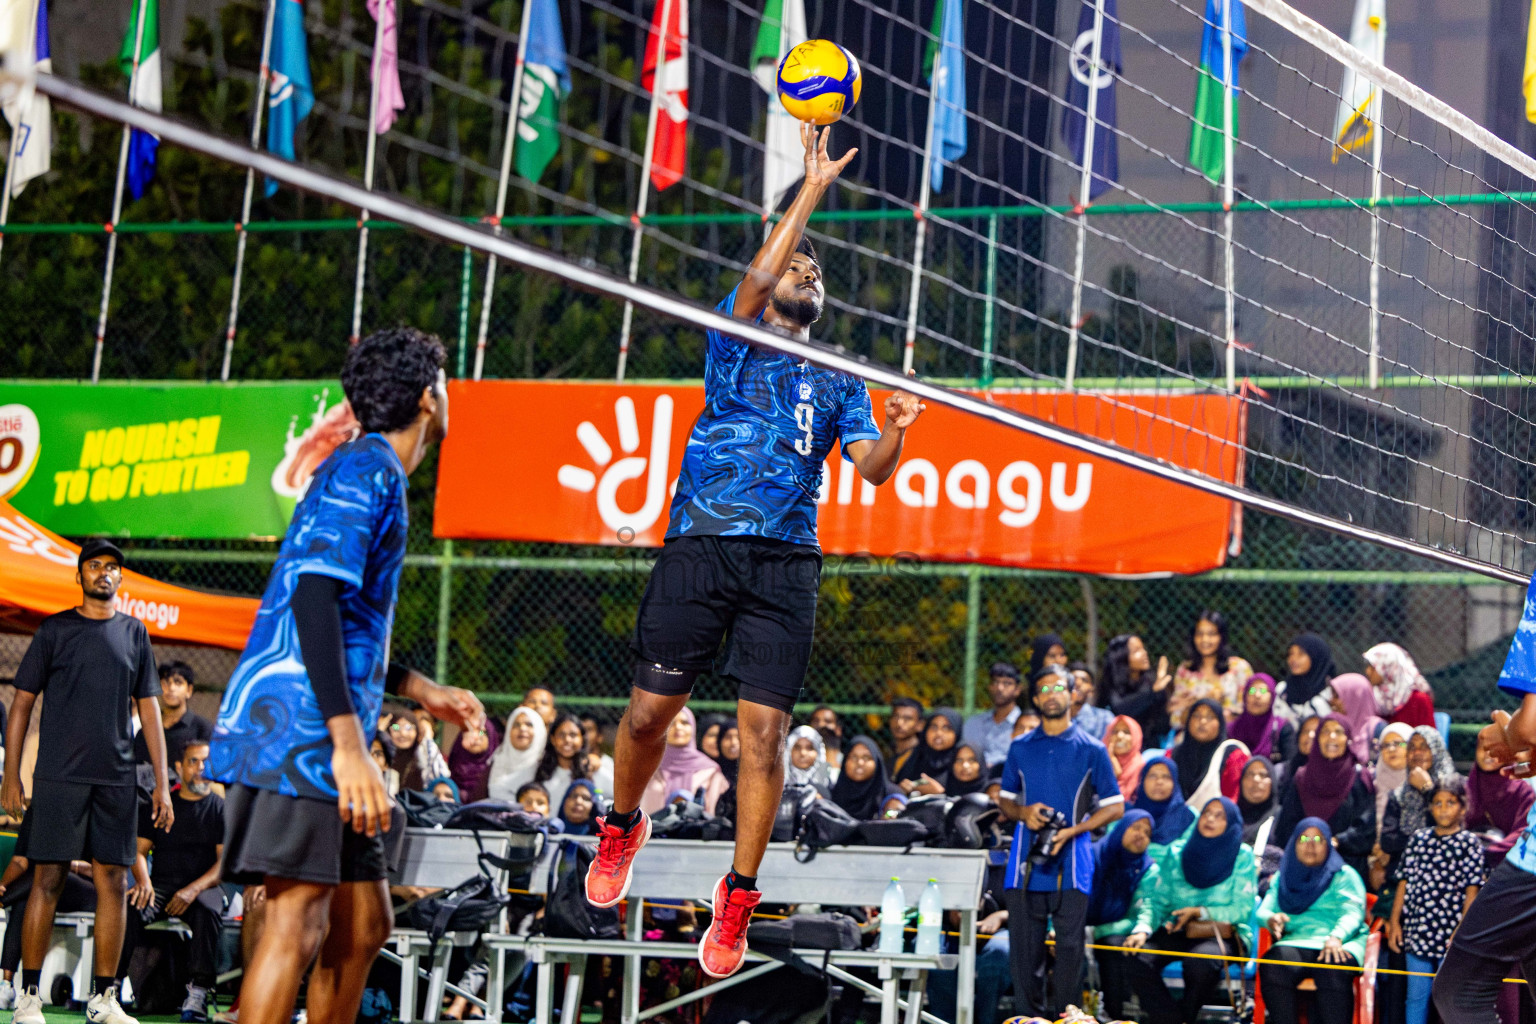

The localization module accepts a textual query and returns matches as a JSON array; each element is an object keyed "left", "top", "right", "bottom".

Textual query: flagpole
[
  {"left": 1220, "top": 0, "right": 1237, "bottom": 392},
  {"left": 1063, "top": 0, "right": 1106, "bottom": 390},
  {"left": 616, "top": 0, "right": 675, "bottom": 383},
  {"left": 92, "top": 0, "right": 151, "bottom": 384},
  {"left": 221, "top": 0, "right": 278, "bottom": 382},
  {"left": 472, "top": 0, "right": 535, "bottom": 381},
  {"left": 1367, "top": 83, "right": 1383, "bottom": 389},
  {"left": 351, "top": 5, "right": 387, "bottom": 345},
  {"left": 763, "top": 7, "right": 789, "bottom": 240},
  {"left": 0, "top": 0, "right": 40, "bottom": 270},
  {"left": 902, "top": 58, "right": 940, "bottom": 376}
]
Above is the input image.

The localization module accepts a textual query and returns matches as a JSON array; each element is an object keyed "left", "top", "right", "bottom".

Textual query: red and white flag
[{"left": 641, "top": 0, "right": 688, "bottom": 191}]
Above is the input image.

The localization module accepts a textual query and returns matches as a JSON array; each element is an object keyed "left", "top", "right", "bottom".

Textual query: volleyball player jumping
[{"left": 585, "top": 122, "right": 926, "bottom": 979}]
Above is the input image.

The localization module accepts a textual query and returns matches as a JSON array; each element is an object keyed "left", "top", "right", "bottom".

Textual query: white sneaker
[
  {"left": 0, "top": 980, "right": 16, "bottom": 1011},
  {"left": 12, "top": 987, "right": 45, "bottom": 1024},
  {"left": 85, "top": 987, "right": 138, "bottom": 1024}
]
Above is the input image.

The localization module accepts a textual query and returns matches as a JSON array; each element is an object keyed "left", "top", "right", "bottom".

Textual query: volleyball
[{"left": 776, "top": 39, "right": 863, "bottom": 125}]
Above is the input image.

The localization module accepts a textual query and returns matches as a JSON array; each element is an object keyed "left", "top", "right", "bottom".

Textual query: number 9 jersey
[{"left": 665, "top": 285, "right": 882, "bottom": 548}]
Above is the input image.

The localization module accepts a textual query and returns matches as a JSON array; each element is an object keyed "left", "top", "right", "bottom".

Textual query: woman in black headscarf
[
  {"left": 894, "top": 709, "right": 962, "bottom": 795},
  {"left": 712, "top": 717, "right": 740, "bottom": 788},
  {"left": 1029, "top": 633, "right": 1068, "bottom": 679},
  {"left": 1279, "top": 633, "right": 1336, "bottom": 723},
  {"left": 1169, "top": 699, "right": 1228, "bottom": 800},
  {"left": 943, "top": 743, "right": 988, "bottom": 797},
  {"left": 830, "top": 736, "right": 898, "bottom": 819}
]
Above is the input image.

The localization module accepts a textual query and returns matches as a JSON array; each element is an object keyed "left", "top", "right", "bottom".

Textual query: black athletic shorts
[
  {"left": 1445, "top": 857, "right": 1536, "bottom": 960},
  {"left": 221, "top": 783, "right": 389, "bottom": 887},
  {"left": 17, "top": 779, "right": 138, "bottom": 867},
  {"left": 631, "top": 534, "right": 821, "bottom": 713}
]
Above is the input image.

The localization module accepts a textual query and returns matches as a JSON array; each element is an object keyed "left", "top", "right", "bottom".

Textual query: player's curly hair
[
  {"left": 341, "top": 327, "right": 446, "bottom": 434},
  {"left": 796, "top": 236, "right": 818, "bottom": 265}
]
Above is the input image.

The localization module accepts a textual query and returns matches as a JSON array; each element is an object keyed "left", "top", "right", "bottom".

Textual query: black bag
[
  {"left": 403, "top": 872, "right": 511, "bottom": 944},
  {"left": 444, "top": 800, "right": 545, "bottom": 834},
  {"left": 649, "top": 799, "right": 733, "bottom": 841},
  {"left": 856, "top": 818, "right": 929, "bottom": 847},
  {"left": 398, "top": 788, "right": 457, "bottom": 828},
  {"left": 794, "top": 799, "right": 860, "bottom": 861},
  {"left": 899, "top": 794, "right": 953, "bottom": 846},
  {"left": 747, "top": 912, "right": 862, "bottom": 950},
  {"left": 773, "top": 784, "right": 817, "bottom": 842},
  {"left": 541, "top": 839, "right": 620, "bottom": 940}
]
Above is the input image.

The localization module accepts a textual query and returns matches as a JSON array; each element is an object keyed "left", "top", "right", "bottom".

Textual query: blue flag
[
  {"left": 928, "top": 0, "right": 967, "bottom": 193},
  {"left": 265, "top": 0, "right": 315, "bottom": 197},
  {"left": 1061, "top": 0, "right": 1121, "bottom": 200}
]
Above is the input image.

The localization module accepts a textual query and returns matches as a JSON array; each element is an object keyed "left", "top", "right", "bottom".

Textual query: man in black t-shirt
[
  {"left": 125, "top": 741, "right": 225, "bottom": 1022},
  {"left": 133, "top": 661, "right": 214, "bottom": 769},
  {"left": 2, "top": 539, "right": 174, "bottom": 1024}
]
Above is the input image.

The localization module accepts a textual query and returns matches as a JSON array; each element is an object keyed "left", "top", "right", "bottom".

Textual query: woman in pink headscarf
[
  {"left": 640, "top": 708, "right": 731, "bottom": 815},
  {"left": 1362, "top": 642, "right": 1437, "bottom": 729},
  {"left": 1328, "top": 672, "right": 1385, "bottom": 765}
]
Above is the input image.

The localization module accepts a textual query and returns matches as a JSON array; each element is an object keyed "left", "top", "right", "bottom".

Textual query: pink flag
[{"left": 366, "top": 0, "right": 405, "bottom": 134}]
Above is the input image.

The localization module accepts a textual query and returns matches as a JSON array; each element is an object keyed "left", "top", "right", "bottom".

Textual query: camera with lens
[{"left": 1027, "top": 809, "right": 1070, "bottom": 866}]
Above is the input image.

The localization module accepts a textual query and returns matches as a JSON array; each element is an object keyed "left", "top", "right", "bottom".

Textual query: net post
[
  {"left": 92, "top": 0, "right": 152, "bottom": 384},
  {"left": 961, "top": 565, "right": 981, "bottom": 717},
  {"left": 617, "top": 0, "right": 676, "bottom": 382},
  {"left": 473, "top": 0, "right": 534, "bottom": 382},
  {"left": 1368, "top": 90, "right": 1384, "bottom": 390},
  {"left": 351, "top": 4, "right": 388, "bottom": 345},
  {"left": 457, "top": 243, "right": 471, "bottom": 378},
  {"left": 221, "top": 0, "right": 278, "bottom": 383},
  {"left": 435, "top": 539, "right": 454, "bottom": 686},
  {"left": 903, "top": 57, "right": 941, "bottom": 375},
  {"left": 981, "top": 211, "right": 998, "bottom": 389},
  {"left": 1220, "top": 0, "right": 1237, "bottom": 392},
  {"left": 1064, "top": 0, "right": 1107, "bottom": 389}
]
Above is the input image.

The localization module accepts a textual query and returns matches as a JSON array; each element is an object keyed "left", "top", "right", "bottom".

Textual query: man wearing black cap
[
  {"left": 962, "top": 661, "right": 1023, "bottom": 769},
  {"left": 1, "top": 539, "right": 174, "bottom": 1024}
]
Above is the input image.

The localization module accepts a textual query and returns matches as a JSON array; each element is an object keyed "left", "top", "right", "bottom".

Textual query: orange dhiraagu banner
[
  {"left": 434, "top": 381, "right": 1246, "bottom": 575},
  {"left": 0, "top": 500, "right": 259, "bottom": 648}
]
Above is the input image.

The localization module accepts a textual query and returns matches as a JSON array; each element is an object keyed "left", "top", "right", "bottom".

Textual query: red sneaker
[
  {"left": 585, "top": 811, "right": 651, "bottom": 908},
  {"left": 698, "top": 874, "right": 762, "bottom": 979}
]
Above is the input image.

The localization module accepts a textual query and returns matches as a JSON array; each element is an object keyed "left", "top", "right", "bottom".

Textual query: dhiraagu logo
[
  {"left": 0, "top": 404, "right": 41, "bottom": 501},
  {"left": 558, "top": 394, "right": 675, "bottom": 537}
]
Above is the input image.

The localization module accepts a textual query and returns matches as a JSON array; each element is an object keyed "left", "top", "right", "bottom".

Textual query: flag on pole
[
  {"left": 119, "top": 0, "right": 161, "bottom": 200},
  {"left": 2, "top": 0, "right": 50, "bottom": 196},
  {"left": 514, "top": 0, "right": 570, "bottom": 182},
  {"left": 1061, "top": 0, "right": 1121, "bottom": 200},
  {"left": 1188, "top": 0, "right": 1247, "bottom": 184},
  {"left": 641, "top": 0, "right": 688, "bottom": 191},
  {"left": 1332, "top": 0, "right": 1385, "bottom": 159},
  {"left": 366, "top": 0, "right": 404, "bottom": 134},
  {"left": 265, "top": 0, "right": 313, "bottom": 197},
  {"left": 750, "top": 0, "right": 806, "bottom": 211},
  {"left": 925, "top": 0, "right": 967, "bottom": 193}
]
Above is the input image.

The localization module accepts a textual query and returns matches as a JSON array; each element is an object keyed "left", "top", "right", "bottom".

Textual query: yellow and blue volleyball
[{"left": 777, "top": 39, "right": 862, "bottom": 125}]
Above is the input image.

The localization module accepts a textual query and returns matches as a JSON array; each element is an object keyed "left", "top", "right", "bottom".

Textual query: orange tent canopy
[{"left": 0, "top": 500, "right": 258, "bottom": 651}]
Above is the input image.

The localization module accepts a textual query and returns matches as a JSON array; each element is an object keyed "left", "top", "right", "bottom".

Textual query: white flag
[
  {"left": 751, "top": 0, "right": 807, "bottom": 212},
  {"left": 2, "top": 0, "right": 49, "bottom": 195},
  {"left": 1333, "top": 0, "right": 1385, "bottom": 160}
]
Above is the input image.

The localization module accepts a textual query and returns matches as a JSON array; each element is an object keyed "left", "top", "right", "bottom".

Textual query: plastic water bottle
[
  {"left": 878, "top": 877, "right": 906, "bottom": 953},
  {"left": 915, "top": 878, "right": 943, "bottom": 955}
]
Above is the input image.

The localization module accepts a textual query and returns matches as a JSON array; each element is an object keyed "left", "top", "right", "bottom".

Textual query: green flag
[
  {"left": 923, "top": 0, "right": 943, "bottom": 78},
  {"left": 750, "top": 0, "right": 806, "bottom": 210},
  {"left": 513, "top": 0, "right": 570, "bottom": 182},
  {"left": 1188, "top": 0, "right": 1248, "bottom": 184}
]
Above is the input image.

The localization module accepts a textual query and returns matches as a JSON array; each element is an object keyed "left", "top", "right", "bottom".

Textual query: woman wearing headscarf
[
  {"left": 1131, "top": 756, "right": 1196, "bottom": 850},
  {"left": 1029, "top": 632, "right": 1068, "bottom": 678},
  {"left": 1273, "top": 714, "right": 1320, "bottom": 804},
  {"left": 943, "top": 743, "right": 988, "bottom": 797},
  {"left": 639, "top": 708, "right": 730, "bottom": 815},
  {"left": 447, "top": 716, "right": 501, "bottom": 804},
  {"left": 785, "top": 725, "right": 833, "bottom": 796},
  {"left": 1174, "top": 700, "right": 1251, "bottom": 809},
  {"left": 486, "top": 707, "right": 547, "bottom": 802},
  {"left": 1237, "top": 755, "right": 1279, "bottom": 847},
  {"left": 1086, "top": 810, "right": 1160, "bottom": 1021},
  {"left": 1257, "top": 818, "right": 1369, "bottom": 1024},
  {"left": 1467, "top": 726, "right": 1536, "bottom": 870},
  {"left": 1380, "top": 726, "right": 1459, "bottom": 873},
  {"left": 1367, "top": 722, "right": 1420, "bottom": 1024},
  {"left": 1329, "top": 672, "right": 1385, "bottom": 765},
  {"left": 712, "top": 718, "right": 741, "bottom": 789},
  {"left": 1098, "top": 634, "right": 1174, "bottom": 744},
  {"left": 1277, "top": 633, "right": 1336, "bottom": 724},
  {"left": 558, "top": 778, "right": 600, "bottom": 837},
  {"left": 894, "top": 709, "right": 962, "bottom": 795},
  {"left": 1275, "top": 715, "right": 1378, "bottom": 881},
  {"left": 830, "top": 736, "right": 897, "bottom": 820},
  {"left": 1363, "top": 642, "right": 1437, "bottom": 729},
  {"left": 1123, "top": 797, "right": 1257, "bottom": 1024},
  {"left": 1228, "top": 674, "right": 1296, "bottom": 765},
  {"left": 1106, "top": 715, "right": 1145, "bottom": 802}
]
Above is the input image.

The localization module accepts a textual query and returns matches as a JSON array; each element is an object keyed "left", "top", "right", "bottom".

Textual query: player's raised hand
[
  {"left": 399, "top": 668, "right": 488, "bottom": 733},
  {"left": 802, "top": 121, "right": 857, "bottom": 190},
  {"left": 884, "top": 369, "right": 926, "bottom": 430}
]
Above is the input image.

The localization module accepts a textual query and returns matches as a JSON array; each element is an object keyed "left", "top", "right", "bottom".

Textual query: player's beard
[{"left": 770, "top": 288, "right": 823, "bottom": 328}]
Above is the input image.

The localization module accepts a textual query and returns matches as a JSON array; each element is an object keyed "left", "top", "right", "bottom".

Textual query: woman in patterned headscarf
[{"left": 1363, "top": 642, "right": 1437, "bottom": 730}]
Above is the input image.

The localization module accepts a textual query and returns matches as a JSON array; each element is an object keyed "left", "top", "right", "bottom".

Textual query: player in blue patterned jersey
[
  {"left": 208, "top": 328, "right": 486, "bottom": 1024},
  {"left": 587, "top": 121, "right": 926, "bottom": 980}
]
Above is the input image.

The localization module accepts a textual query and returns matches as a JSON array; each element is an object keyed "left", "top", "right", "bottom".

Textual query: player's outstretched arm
[
  {"left": 1485, "top": 693, "right": 1536, "bottom": 777},
  {"left": 845, "top": 372, "right": 925, "bottom": 485},
  {"left": 393, "top": 666, "right": 487, "bottom": 733},
  {"left": 733, "top": 122, "right": 856, "bottom": 321}
]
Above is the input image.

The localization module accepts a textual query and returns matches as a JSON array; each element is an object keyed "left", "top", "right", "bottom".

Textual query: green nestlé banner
[{"left": 0, "top": 380, "right": 347, "bottom": 539}]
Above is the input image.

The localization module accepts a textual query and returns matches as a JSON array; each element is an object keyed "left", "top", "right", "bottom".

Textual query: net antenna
[{"left": 22, "top": 68, "right": 1531, "bottom": 587}]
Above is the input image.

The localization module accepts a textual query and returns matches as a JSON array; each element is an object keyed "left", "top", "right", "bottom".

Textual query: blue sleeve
[
  {"left": 836, "top": 380, "right": 882, "bottom": 462},
  {"left": 1090, "top": 742, "right": 1122, "bottom": 803},
  {"left": 286, "top": 452, "right": 383, "bottom": 589},
  {"left": 998, "top": 742, "right": 1024, "bottom": 802},
  {"left": 1500, "top": 581, "right": 1536, "bottom": 698},
  {"left": 706, "top": 286, "right": 765, "bottom": 364}
]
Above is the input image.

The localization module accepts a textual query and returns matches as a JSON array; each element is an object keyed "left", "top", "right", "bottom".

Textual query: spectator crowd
[{"left": 7, "top": 613, "right": 1524, "bottom": 1024}]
